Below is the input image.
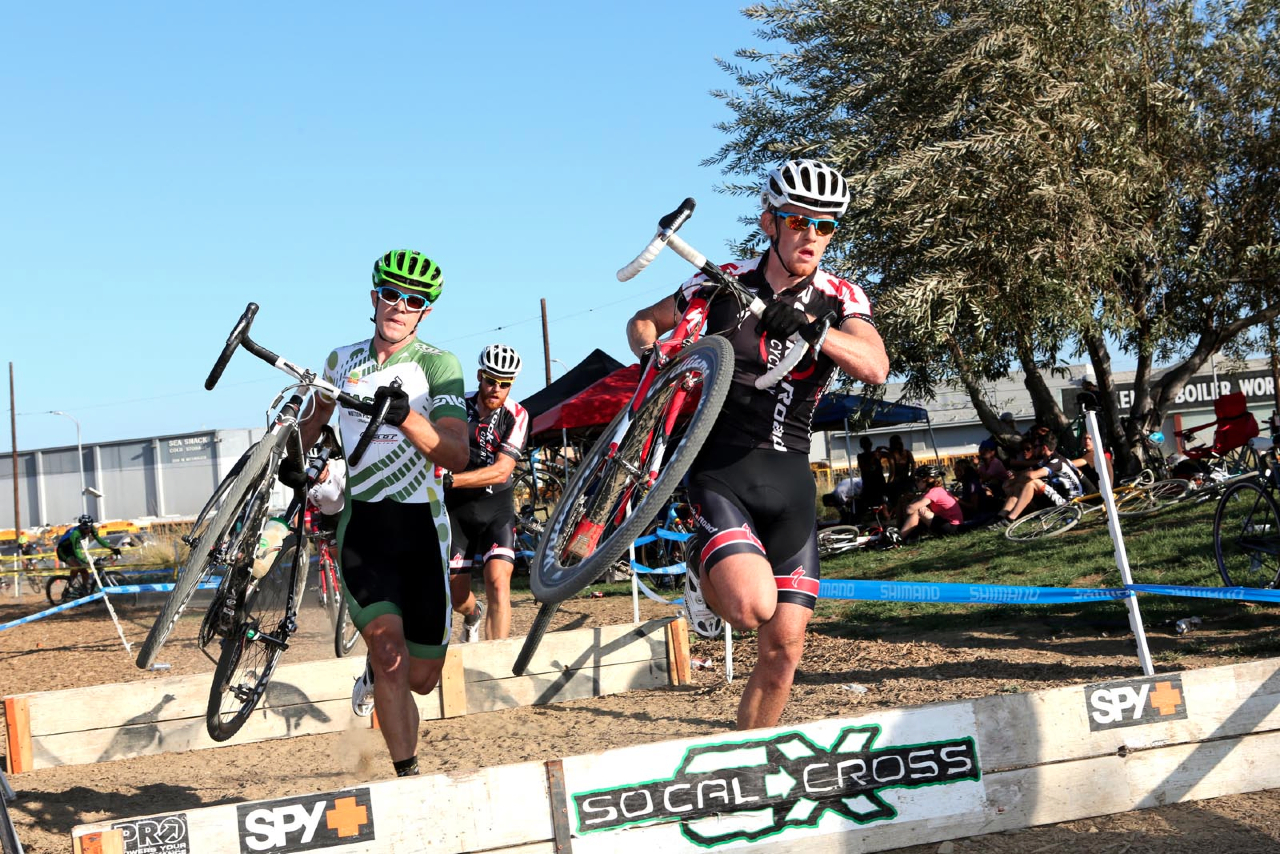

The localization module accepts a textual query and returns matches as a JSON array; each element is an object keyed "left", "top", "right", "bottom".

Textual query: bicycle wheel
[
  {"left": 818, "top": 525, "right": 862, "bottom": 559},
  {"left": 45, "top": 575, "right": 72, "bottom": 606},
  {"left": 205, "top": 534, "right": 302, "bottom": 741},
  {"left": 1005, "top": 505, "right": 1083, "bottom": 541},
  {"left": 513, "top": 469, "right": 565, "bottom": 524},
  {"left": 1114, "top": 479, "right": 1191, "bottom": 518},
  {"left": 1222, "top": 444, "right": 1263, "bottom": 479},
  {"left": 512, "top": 600, "right": 560, "bottom": 677},
  {"left": 1214, "top": 480, "right": 1280, "bottom": 587},
  {"left": 137, "top": 431, "right": 285, "bottom": 670},
  {"left": 530, "top": 336, "right": 733, "bottom": 604},
  {"left": 334, "top": 594, "right": 360, "bottom": 658}
]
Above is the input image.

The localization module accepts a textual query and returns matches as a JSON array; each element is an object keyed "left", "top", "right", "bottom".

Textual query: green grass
[
  {"left": 524, "top": 495, "right": 1279, "bottom": 645},
  {"left": 811, "top": 497, "right": 1277, "bottom": 639}
]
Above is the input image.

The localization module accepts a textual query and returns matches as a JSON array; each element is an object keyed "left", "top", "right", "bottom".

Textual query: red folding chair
[{"left": 1177, "top": 392, "right": 1260, "bottom": 476}]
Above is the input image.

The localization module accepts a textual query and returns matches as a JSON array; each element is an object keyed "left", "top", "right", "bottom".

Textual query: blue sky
[{"left": 1, "top": 1, "right": 772, "bottom": 450}]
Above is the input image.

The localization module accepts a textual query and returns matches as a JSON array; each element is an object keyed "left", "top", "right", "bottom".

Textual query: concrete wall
[{"left": 0, "top": 427, "right": 268, "bottom": 529}]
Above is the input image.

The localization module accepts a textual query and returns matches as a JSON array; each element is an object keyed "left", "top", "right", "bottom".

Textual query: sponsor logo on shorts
[
  {"left": 1085, "top": 674, "right": 1187, "bottom": 731},
  {"left": 236, "top": 789, "right": 374, "bottom": 853},
  {"left": 112, "top": 813, "right": 189, "bottom": 854},
  {"left": 572, "top": 724, "right": 979, "bottom": 846}
]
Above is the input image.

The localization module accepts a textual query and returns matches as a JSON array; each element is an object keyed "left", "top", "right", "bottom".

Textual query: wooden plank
[
  {"left": 16, "top": 655, "right": 367, "bottom": 737},
  {"left": 30, "top": 697, "right": 366, "bottom": 770},
  {"left": 72, "top": 691, "right": 1280, "bottom": 854},
  {"left": 461, "top": 621, "right": 671, "bottom": 683},
  {"left": 440, "top": 648, "right": 467, "bottom": 718},
  {"left": 15, "top": 619, "right": 677, "bottom": 771},
  {"left": 667, "top": 618, "right": 690, "bottom": 686},
  {"left": 74, "top": 828, "right": 125, "bottom": 854},
  {"left": 465, "top": 659, "right": 667, "bottom": 715},
  {"left": 3, "top": 697, "right": 30, "bottom": 775}
]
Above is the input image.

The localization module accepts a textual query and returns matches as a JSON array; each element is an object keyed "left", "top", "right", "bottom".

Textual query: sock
[{"left": 393, "top": 756, "right": 419, "bottom": 777}]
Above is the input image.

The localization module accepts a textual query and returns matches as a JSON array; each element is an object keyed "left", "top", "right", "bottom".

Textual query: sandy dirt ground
[{"left": 3, "top": 578, "right": 1280, "bottom": 854}]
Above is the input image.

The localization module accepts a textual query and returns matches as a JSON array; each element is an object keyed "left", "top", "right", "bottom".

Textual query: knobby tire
[{"left": 137, "top": 432, "right": 283, "bottom": 670}]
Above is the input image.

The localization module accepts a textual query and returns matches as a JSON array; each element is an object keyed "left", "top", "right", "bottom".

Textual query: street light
[
  {"left": 550, "top": 358, "right": 570, "bottom": 375},
  {"left": 50, "top": 410, "right": 86, "bottom": 516}
]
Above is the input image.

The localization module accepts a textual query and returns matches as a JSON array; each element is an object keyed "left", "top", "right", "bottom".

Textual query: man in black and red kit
[
  {"left": 627, "top": 159, "right": 889, "bottom": 731},
  {"left": 443, "top": 343, "right": 529, "bottom": 643}
]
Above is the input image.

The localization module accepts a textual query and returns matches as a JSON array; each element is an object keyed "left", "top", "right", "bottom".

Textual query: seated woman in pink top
[{"left": 899, "top": 464, "right": 964, "bottom": 540}]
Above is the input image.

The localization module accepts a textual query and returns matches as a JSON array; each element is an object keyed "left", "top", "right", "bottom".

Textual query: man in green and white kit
[{"left": 300, "top": 250, "right": 469, "bottom": 778}]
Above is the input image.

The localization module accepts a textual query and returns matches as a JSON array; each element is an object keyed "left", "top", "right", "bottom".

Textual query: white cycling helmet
[
  {"left": 479, "top": 343, "right": 522, "bottom": 379},
  {"left": 762, "top": 158, "right": 850, "bottom": 216}
]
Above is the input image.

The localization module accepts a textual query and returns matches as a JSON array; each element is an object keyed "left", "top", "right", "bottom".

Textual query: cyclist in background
[
  {"left": 56, "top": 515, "right": 120, "bottom": 594},
  {"left": 298, "top": 249, "right": 469, "bottom": 779},
  {"left": 444, "top": 344, "right": 529, "bottom": 643},
  {"left": 626, "top": 159, "right": 890, "bottom": 731}
]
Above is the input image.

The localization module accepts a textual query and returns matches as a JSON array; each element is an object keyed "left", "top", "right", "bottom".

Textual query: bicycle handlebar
[
  {"left": 207, "top": 303, "right": 396, "bottom": 468},
  {"left": 617, "top": 199, "right": 817, "bottom": 389},
  {"left": 206, "top": 303, "right": 259, "bottom": 390}
]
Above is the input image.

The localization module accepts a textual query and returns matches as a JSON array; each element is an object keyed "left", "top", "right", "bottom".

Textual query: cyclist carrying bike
[
  {"left": 56, "top": 515, "right": 120, "bottom": 594},
  {"left": 626, "top": 159, "right": 889, "bottom": 731},
  {"left": 444, "top": 344, "right": 529, "bottom": 643},
  {"left": 298, "top": 250, "right": 469, "bottom": 778}
]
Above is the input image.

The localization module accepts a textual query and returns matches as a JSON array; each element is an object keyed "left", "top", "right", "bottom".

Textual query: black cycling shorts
[
  {"left": 446, "top": 491, "right": 516, "bottom": 574},
  {"left": 336, "top": 499, "right": 450, "bottom": 659},
  {"left": 686, "top": 445, "right": 821, "bottom": 610}
]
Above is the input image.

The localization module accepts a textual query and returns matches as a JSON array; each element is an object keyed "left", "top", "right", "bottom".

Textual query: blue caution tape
[
  {"left": 630, "top": 560, "right": 687, "bottom": 576},
  {"left": 818, "top": 579, "right": 1131, "bottom": 605},
  {"left": 0, "top": 580, "right": 222, "bottom": 631},
  {"left": 1127, "top": 583, "right": 1280, "bottom": 603}
]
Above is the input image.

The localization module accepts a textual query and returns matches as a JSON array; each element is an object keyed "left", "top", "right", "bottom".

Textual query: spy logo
[
  {"left": 237, "top": 789, "right": 374, "bottom": 853},
  {"left": 573, "top": 724, "right": 979, "bottom": 846},
  {"left": 1085, "top": 674, "right": 1187, "bottom": 731}
]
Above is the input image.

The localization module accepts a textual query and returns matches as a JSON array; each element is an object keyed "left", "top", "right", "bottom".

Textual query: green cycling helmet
[{"left": 372, "top": 250, "right": 444, "bottom": 304}]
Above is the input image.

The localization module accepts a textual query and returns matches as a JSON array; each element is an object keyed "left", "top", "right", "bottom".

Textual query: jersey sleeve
[
  {"left": 319, "top": 349, "right": 342, "bottom": 402},
  {"left": 425, "top": 351, "right": 468, "bottom": 423},
  {"left": 500, "top": 403, "right": 530, "bottom": 460},
  {"left": 827, "top": 276, "right": 875, "bottom": 327},
  {"left": 93, "top": 530, "right": 112, "bottom": 550}
]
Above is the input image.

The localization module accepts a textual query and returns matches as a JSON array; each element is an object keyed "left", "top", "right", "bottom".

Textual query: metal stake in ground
[
  {"left": 1080, "top": 393, "right": 1154, "bottom": 676},
  {"left": 87, "top": 555, "right": 133, "bottom": 655}
]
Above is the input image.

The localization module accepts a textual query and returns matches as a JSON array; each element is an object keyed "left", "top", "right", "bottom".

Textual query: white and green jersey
[{"left": 321, "top": 337, "right": 467, "bottom": 505}]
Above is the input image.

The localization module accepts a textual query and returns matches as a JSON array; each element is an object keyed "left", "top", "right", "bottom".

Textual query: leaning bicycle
[
  {"left": 513, "top": 199, "right": 832, "bottom": 674},
  {"left": 1213, "top": 414, "right": 1280, "bottom": 587}
]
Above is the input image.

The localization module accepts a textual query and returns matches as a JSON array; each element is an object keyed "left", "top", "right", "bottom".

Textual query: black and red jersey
[
  {"left": 447, "top": 392, "right": 529, "bottom": 504},
  {"left": 673, "top": 252, "right": 875, "bottom": 454}
]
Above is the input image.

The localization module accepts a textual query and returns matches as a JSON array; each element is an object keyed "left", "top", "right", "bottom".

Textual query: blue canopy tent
[{"left": 811, "top": 393, "right": 941, "bottom": 467}]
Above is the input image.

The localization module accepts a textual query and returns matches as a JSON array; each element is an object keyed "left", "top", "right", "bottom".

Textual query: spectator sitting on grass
[
  {"left": 993, "top": 434, "right": 1085, "bottom": 527},
  {"left": 955, "top": 457, "right": 1001, "bottom": 523},
  {"left": 1071, "top": 432, "right": 1112, "bottom": 493},
  {"left": 899, "top": 464, "right": 963, "bottom": 540}
]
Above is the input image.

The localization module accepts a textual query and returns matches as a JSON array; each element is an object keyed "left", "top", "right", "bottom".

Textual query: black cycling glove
[
  {"left": 756, "top": 300, "right": 808, "bottom": 340},
  {"left": 799, "top": 310, "right": 838, "bottom": 347},
  {"left": 374, "top": 384, "right": 412, "bottom": 427},
  {"left": 111, "top": 547, "right": 123, "bottom": 557},
  {"left": 277, "top": 456, "right": 308, "bottom": 489}
]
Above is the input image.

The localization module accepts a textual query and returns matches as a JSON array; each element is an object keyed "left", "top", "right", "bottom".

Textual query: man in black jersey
[
  {"left": 444, "top": 344, "right": 529, "bottom": 642},
  {"left": 626, "top": 160, "right": 889, "bottom": 731}
]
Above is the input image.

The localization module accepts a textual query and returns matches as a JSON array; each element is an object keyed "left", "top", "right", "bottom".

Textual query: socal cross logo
[{"left": 573, "top": 724, "right": 980, "bottom": 846}]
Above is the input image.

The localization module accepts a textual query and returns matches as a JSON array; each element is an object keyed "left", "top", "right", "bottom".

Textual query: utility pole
[
  {"left": 8, "top": 362, "right": 18, "bottom": 534},
  {"left": 541, "top": 298, "right": 552, "bottom": 387}
]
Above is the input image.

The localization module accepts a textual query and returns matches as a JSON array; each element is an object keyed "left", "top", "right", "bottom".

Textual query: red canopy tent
[{"left": 530, "top": 364, "right": 640, "bottom": 441}]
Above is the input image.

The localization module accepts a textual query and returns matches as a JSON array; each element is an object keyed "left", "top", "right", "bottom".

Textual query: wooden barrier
[
  {"left": 6, "top": 617, "right": 688, "bottom": 773},
  {"left": 72, "top": 656, "right": 1280, "bottom": 853}
]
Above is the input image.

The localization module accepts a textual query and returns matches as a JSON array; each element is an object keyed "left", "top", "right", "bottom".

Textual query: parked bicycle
[
  {"left": 131, "top": 303, "right": 395, "bottom": 742},
  {"left": 306, "top": 506, "right": 359, "bottom": 658},
  {"left": 513, "top": 199, "right": 828, "bottom": 674},
  {"left": 1213, "top": 413, "right": 1280, "bottom": 587},
  {"left": 1004, "top": 470, "right": 1191, "bottom": 541}
]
